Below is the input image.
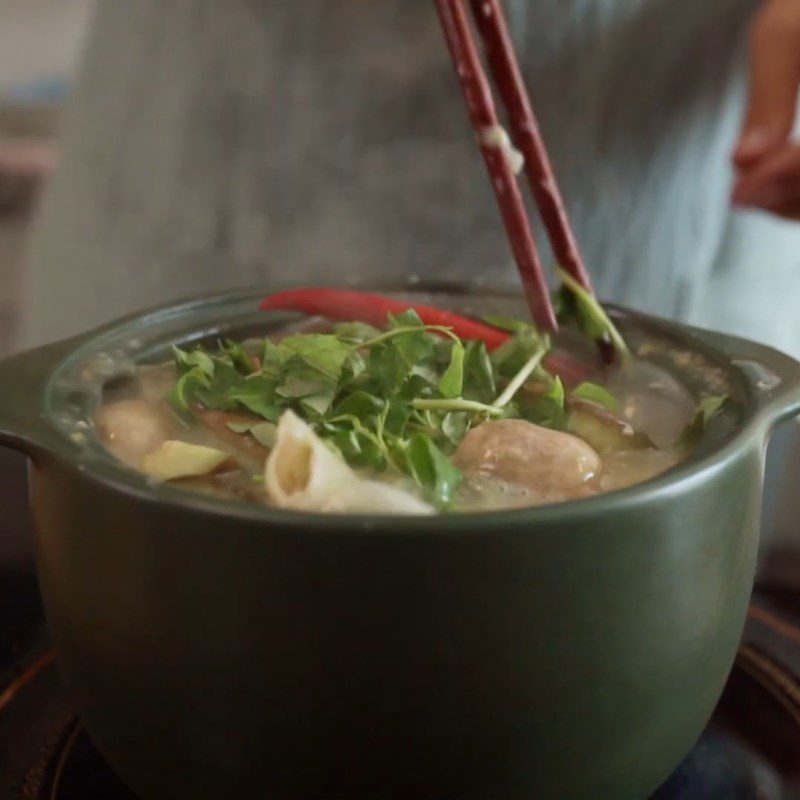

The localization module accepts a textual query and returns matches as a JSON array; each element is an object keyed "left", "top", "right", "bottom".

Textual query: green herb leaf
[
  {"left": 521, "top": 377, "right": 567, "bottom": 429},
  {"left": 557, "top": 269, "right": 629, "bottom": 357},
  {"left": 389, "top": 309, "right": 425, "bottom": 328},
  {"left": 333, "top": 321, "right": 382, "bottom": 344},
  {"left": 493, "top": 339, "right": 550, "bottom": 409},
  {"left": 491, "top": 324, "right": 549, "bottom": 378},
  {"left": 368, "top": 342, "right": 412, "bottom": 395},
  {"left": 393, "top": 328, "right": 435, "bottom": 368},
  {"left": 552, "top": 285, "right": 572, "bottom": 322},
  {"left": 441, "top": 411, "right": 469, "bottom": 446},
  {"left": 227, "top": 375, "right": 282, "bottom": 421},
  {"left": 408, "top": 363, "right": 440, "bottom": 387},
  {"left": 438, "top": 341, "right": 465, "bottom": 399},
  {"left": 404, "top": 433, "right": 463, "bottom": 508},
  {"left": 323, "top": 424, "right": 364, "bottom": 465},
  {"left": 300, "top": 385, "right": 338, "bottom": 417},
  {"left": 226, "top": 420, "right": 278, "bottom": 448},
  {"left": 193, "top": 359, "right": 244, "bottom": 410},
  {"left": 173, "top": 346, "right": 215, "bottom": 376},
  {"left": 463, "top": 341, "right": 496, "bottom": 402},
  {"left": 250, "top": 422, "right": 278, "bottom": 447},
  {"left": 169, "top": 365, "right": 210, "bottom": 410},
  {"left": 344, "top": 350, "right": 366, "bottom": 380},
  {"left": 278, "top": 334, "right": 351, "bottom": 380},
  {"left": 383, "top": 401, "right": 411, "bottom": 438},
  {"left": 168, "top": 351, "right": 245, "bottom": 413},
  {"left": 412, "top": 397, "right": 503, "bottom": 416},
  {"left": 220, "top": 339, "right": 257, "bottom": 374},
  {"left": 356, "top": 436, "right": 388, "bottom": 471},
  {"left": 571, "top": 381, "right": 619, "bottom": 413},
  {"left": 333, "top": 391, "right": 384, "bottom": 418},
  {"left": 323, "top": 416, "right": 388, "bottom": 472},
  {"left": 261, "top": 340, "right": 282, "bottom": 378},
  {"left": 276, "top": 366, "right": 336, "bottom": 399}
]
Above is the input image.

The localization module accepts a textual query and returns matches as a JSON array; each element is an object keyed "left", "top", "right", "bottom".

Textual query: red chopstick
[
  {"left": 468, "top": 0, "right": 593, "bottom": 293},
  {"left": 433, "top": 0, "right": 558, "bottom": 333}
]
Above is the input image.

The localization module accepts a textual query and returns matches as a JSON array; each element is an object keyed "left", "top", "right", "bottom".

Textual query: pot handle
[
  {"left": 0, "top": 337, "right": 81, "bottom": 458},
  {"left": 687, "top": 326, "right": 800, "bottom": 430}
]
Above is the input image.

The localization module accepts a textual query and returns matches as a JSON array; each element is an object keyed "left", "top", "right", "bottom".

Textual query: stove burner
[
  {"left": 2, "top": 600, "right": 799, "bottom": 799},
  {"left": 2, "top": 653, "right": 796, "bottom": 799},
  {"left": 47, "top": 723, "right": 135, "bottom": 800},
  {"left": 34, "top": 710, "right": 797, "bottom": 800}
]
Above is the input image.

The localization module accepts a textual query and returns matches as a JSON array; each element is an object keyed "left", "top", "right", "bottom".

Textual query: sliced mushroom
[{"left": 566, "top": 399, "right": 653, "bottom": 456}]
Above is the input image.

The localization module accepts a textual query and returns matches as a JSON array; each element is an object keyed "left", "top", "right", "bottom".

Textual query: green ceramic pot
[{"left": 1, "top": 285, "right": 799, "bottom": 800}]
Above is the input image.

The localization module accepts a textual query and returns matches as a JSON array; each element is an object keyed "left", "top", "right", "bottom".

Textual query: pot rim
[{"left": 14, "top": 281, "right": 800, "bottom": 532}]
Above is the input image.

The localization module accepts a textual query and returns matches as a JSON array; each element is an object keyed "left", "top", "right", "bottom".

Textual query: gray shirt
[{"left": 20, "top": 0, "right": 800, "bottom": 355}]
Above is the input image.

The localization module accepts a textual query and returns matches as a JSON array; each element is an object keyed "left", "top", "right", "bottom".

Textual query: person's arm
[{"left": 731, "top": 0, "right": 800, "bottom": 218}]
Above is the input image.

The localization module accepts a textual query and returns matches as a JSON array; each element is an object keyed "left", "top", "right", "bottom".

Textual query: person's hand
[{"left": 732, "top": 0, "right": 800, "bottom": 218}]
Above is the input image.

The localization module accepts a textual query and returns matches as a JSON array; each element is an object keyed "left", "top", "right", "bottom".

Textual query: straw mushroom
[{"left": 453, "top": 419, "right": 601, "bottom": 497}]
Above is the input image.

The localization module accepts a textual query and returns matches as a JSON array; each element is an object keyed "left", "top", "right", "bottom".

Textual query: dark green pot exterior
[{"left": 2, "top": 286, "right": 799, "bottom": 799}]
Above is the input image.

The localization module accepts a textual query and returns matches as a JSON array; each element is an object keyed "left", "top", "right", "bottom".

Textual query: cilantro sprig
[
  {"left": 555, "top": 268, "right": 629, "bottom": 359},
  {"left": 166, "top": 311, "right": 622, "bottom": 508}
]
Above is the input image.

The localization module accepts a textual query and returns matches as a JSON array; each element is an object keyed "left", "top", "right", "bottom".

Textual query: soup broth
[{"left": 93, "top": 309, "right": 711, "bottom": 514}]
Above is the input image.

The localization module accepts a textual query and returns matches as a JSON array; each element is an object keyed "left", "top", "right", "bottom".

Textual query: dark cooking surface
[{"left": 1, "top": 581, "right": 799, "bottom": 799}]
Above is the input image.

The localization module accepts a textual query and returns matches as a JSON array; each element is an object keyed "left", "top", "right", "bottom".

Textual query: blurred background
[
  {"left": 0, "top": 0, "right": 91, "bottom": 358},
  {"left": 0, "top": 0, "right": 91, "bottom": 569}
]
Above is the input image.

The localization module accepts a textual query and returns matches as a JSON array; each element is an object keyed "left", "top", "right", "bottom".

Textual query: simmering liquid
[{"left": 95, "top": 352, "right": 694, "bottom": 513}]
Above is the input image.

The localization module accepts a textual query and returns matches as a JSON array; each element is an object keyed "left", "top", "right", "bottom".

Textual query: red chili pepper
[
  {"left": 260, "top": 288, "right": 510, "bottom": 349},
  {"left": 259, "top": 288, "right": 591, "bottom": 385}
]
